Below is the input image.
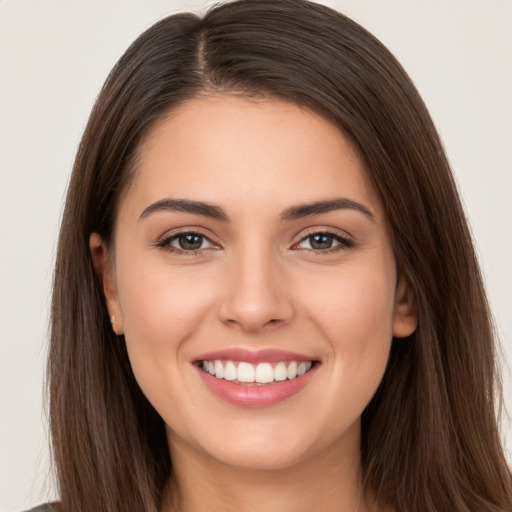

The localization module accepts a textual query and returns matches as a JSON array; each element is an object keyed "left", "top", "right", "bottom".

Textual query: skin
[{"left": 91, "top": 95, "right": 417, "bottom": 512}]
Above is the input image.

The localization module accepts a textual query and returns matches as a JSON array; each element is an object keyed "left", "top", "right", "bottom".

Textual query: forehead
[{"left": 122, "top": 94, "right": 382, "bottom": 220}]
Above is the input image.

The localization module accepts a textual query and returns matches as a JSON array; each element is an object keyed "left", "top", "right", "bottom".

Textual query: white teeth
[
  {"left": 200, "top": 359, "right": 314, "bottom": 383},
  {"left": 255, "top": 363, "right": 274, "bottom": 383},
  {"left": 274, "top": 362, "right": 288, "bottom": 381},
  {"left": 214, "top": 360, "right": 224, "bottom": 379},
  {"left": 287, "top": 361, "right": 297, "bottom": 379},
  {"left": 224, "top": 361, "right": 237, "bottom": 381},
  {"left": 237, "top": 362, "right": 255, "bottom": 382}
]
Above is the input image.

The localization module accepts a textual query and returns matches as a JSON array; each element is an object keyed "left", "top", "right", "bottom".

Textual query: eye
[
  {"left": 158, "top": 231, "right": 217, "bottom": 252},
  {"left": 295, "top": 232, "right": 353, "bottom": 252}
]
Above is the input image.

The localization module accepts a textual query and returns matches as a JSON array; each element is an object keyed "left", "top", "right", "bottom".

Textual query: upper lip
[{"left": 194, "top": 348, "right": 316, "bottom": 364}]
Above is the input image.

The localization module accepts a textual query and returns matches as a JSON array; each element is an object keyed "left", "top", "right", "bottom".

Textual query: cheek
[
  {"left": 119, "top": 257, "right": 216, "bottom": 332},
  {"left": 301, "top": 264, "right": 396, "bottom": 409},
  {"left": 304, "top": 261, "right": 396, "bottom": 342},
  {"left": 115, "top": 260, "right": 216, "bottom": 390}
]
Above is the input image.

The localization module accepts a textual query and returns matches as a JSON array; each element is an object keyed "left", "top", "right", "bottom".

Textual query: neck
[{"left": 161, "top": 427, "right": 379, "bottom": 512}]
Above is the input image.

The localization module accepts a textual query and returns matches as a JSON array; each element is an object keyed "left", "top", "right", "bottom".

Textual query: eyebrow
[
  {"left": 280, "top": 198, "right": 374, "bottom": 222},
  {"left": 139, "top": 199, "right": 229, "bottom": 221},
  {"left": 139, "top": 197, "right": 374, "bottom": 222}
]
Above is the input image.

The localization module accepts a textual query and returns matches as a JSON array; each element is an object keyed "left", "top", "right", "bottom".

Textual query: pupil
[
  {"left": 179, "top": 234, "right": 203, "bottom": 250},
  {"left": 311, "top": 234, "right": 332, "bottom": 250}
]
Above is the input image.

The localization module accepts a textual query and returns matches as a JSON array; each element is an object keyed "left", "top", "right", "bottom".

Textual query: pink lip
[
  {"left": 194, "top": 348, "right": 315, "bottom": 364},
  {"left": 193, "top": 348, "right": 319, "bottom": 407}
]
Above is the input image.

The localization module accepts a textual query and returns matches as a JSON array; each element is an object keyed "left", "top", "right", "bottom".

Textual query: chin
[
  {"left": 207, "top": 437, "right": 312, "bottom": 472},
  {"left": 176, "top": 414, "right": 359, "bottom": 473}
]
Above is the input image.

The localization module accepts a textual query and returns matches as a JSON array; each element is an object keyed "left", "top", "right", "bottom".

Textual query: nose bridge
[{"left": 218, "top": 236, "right": 294, "bottom": 332}]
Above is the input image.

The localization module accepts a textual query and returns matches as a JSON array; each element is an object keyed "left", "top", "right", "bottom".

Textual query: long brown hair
[{"left": 48, "top": 1, "right": 512, "bottom": 511}]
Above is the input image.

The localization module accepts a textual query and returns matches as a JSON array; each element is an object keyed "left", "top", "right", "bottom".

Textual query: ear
[
  {"left": 392, "top": 272, "right": 418, "bottom": 338},
  {"left": 89, "top": 233, "right": 124, "bottom": 335}
]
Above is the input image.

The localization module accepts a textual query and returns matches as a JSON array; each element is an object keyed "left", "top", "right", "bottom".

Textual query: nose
[{"left": 217, "top": 246, "right": 295, "bottom": 334}]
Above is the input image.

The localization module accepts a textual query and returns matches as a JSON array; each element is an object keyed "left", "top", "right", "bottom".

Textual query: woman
[{"left": 29, "top": 0, "right": 512, "bottom": 511}]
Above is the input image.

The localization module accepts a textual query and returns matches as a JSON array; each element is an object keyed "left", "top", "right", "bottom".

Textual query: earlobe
[
  {"left": 89, "top": 233, "right": 124, "bottom": 335},
  {"left": 392, "top": 273, "right": 418, "bottom": 338}
]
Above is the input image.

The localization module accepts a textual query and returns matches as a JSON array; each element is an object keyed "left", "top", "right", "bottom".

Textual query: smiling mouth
[{"left": 198, "top": 360, "right": 316, "bottom": 385}]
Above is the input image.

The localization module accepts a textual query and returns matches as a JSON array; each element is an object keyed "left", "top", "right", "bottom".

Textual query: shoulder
[{"left": 22, "top": 504, "right": 56, "bottom": 512}]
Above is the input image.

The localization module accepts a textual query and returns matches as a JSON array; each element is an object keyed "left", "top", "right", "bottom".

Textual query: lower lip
[{"left": 196, "top": 364, "right": 318, "bottom": 407}]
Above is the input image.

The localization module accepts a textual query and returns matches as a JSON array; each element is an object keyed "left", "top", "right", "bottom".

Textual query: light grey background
[{"left": 1, "top": 1, "right": 511, "bottom": 511}]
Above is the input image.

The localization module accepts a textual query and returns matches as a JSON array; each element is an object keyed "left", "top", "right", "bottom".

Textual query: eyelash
[
  {"left": 293, "top": 230, "right": 354, "bottom": 254},
  {"left": 156, "top": 229, "right": 354, "bottom": 256},
  {"left": 156, "top": 230, "right": 216, "bottom": 256}
]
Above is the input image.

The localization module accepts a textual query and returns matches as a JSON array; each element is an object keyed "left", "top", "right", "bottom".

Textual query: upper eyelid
[
  {"left": 299, "top": 231, "right": 346, "bottom": 242},
  {"left": 168, "top": 232, "right": 214, "bottom": 243},
  {"left": 295, "top": 227, "right": 354, "bottom": 242},
  {"left": 290, "top": 233, "right": 355, "bottom": 258},
  {"left": 158, "top": 227, "right": 219, "bottom": 244},
  {"left": 156, "top": 231, "right": 220, "bottom": 255}
]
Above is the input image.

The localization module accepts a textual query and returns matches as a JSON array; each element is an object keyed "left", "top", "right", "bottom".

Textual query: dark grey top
[{"left": 23, "top": 504, "right": 54, "bottom": 512}]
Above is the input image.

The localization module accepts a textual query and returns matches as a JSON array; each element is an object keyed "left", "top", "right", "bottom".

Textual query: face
[{"left": 92, "top": 95, "right": 417, "bottom": 472}]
